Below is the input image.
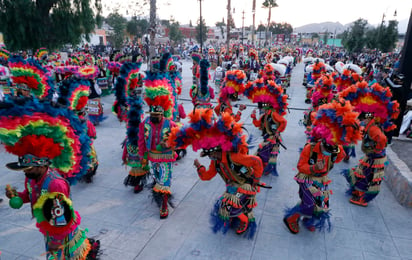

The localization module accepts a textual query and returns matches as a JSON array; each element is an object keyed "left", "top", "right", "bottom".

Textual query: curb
[{"left": 385, "top": 145, "right": 412, "bottom": 207}]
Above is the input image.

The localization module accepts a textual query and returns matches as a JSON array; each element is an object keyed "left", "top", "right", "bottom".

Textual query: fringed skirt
[
  {"left": 210, "top": 183, "right": 259, "bottom": 237},
  {"left": 344, "top": 155, "right": 387, "bottom": 202}
]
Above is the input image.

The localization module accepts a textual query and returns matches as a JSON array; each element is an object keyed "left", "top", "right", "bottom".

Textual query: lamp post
[
  {"left": 252, "top": 0, "right": 256, "bottom": 46},
  {"left": 241, "top": 10, "right": 245, "bottom": 45},
  {"left": 199, "top": 0, "right": 203, "bottom": 54}
]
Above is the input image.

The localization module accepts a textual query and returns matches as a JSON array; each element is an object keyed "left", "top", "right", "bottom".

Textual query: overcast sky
[{"left": 102, "top": 0, "right": 411, "bottom": 30}]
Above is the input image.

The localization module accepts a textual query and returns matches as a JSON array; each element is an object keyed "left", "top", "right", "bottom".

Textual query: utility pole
[
  {"left": 149, "top": 0, "right": 157, "bottom": 70},
  {"left": 241, "top": 10, "right": 245, "bottom": 45},
  {"left": 252, "top": 0, "right": 256, "bottom": 46},
  {"left": 199, "top": 0, "right": 203, "bottom": 54},
  {"left": 226, "top": 0, "right": 231, "bottom": 54}
]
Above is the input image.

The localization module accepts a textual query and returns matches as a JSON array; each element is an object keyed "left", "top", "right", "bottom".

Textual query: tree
[
  {"left": 262, "top": 0, "right": 278, "bottom": 46},
  {"left": 379, "top": 20, "right": 398, "bottom": 52},
  {"left": 126, "top": 17, "right": 140, "bottom": 41},
  {"left": 168, "top": 21, "right": 183, "bottom": 44},
  {"left": 323, "top": 31, "right": 329, "bottom": 45},
  {"left": 0, "top": 0, "right": 102, "bottom": 51},
  {"left": 106, "top": 12, "right": 127, "bottom": 49},
  {"left": 342, "top": 18, "right": 368, "bottom": 54},
  {"left": 195, "top": 18, "right": 208, "bottom": 48},
  {"left": 216, "top": 20, "right": 226, "bottom": 40}
]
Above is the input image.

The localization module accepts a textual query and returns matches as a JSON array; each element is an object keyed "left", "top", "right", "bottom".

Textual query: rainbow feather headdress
[
  {"left": 144, "top": 71, "right": 174, "bottom": 119},
  {"left": 339, "top": 81, "right": 399, "bottom": 132},
  {"left": 244, "top": 79, "right": 288, "bottom": 116},
  {"left": 219, "top": 70, "right": 246, "bottom": 101},
  {"left": 310, "top": 99, "right": 362, "bottom": 146},
  {"left": 114, "top": 61, "right": 143, "bottom": 108},
  {"left": 34, "top": 48, "right": 49, "bottom": 62},
  {"left": 0, "top": 48, "right": 10, "bottom": 64},
  {"left": 8, "top": 55, "right": 55, "bottom": 99},
  {"left": 168, "top": 108, "right": 248, "bottom": 154},
  {"left": 0, "top": 98, "right": 91, "bottom": 184},
  {"left": 58, "top": 78, "right": 91, "bottom": 112},
  {"left": 311, "top": 74, "right": 335, "bottom": 108}
]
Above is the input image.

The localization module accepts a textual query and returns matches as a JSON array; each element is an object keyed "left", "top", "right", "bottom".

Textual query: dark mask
[
  {"left": 25, "top": 173, "right": 38, "bottom": 180},
  {"left": 150, "top": 116, "right": 161, "bottom": 124}
]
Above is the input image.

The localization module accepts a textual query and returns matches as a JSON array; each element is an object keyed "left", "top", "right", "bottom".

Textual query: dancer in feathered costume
[
  {"left": 8, "top": 55, "right": 55, "bottom": 100},
  {"left": 245, "top": 78, "right": 288, "bottom": 176},
  {"left": 302, "top": 74, "right": 335, "bottom": 140},
  {"left": 57, "top": 78, "right": 99, "bottom": 183},
  {"left": 107, "top": 61, "right": 121, "bottom": 91},
  {"left": 160, "top": 53, "right": 187, "bottom": 160},
  {"left": 114, "top": 59, "right": 150, "bottom": 193},
  {"left": 168, "top": 109, "right": 264, "bottom": 237},
  {"left": 339, "top": 81, "right": 399, "bottom": 206},
  {"left": 305, "top": 59, "right": 326, "bottom": 104},
  {"left": 190, "top": 58, "right": 215, "bottom": 109},
  {"left": 75, "top": 65, "right": 106, "bottom": 125},
  {"left": 96, "top": 56, "right": 110, "bottom": 96},
  {"left": 214, "top": 69, "right": 247, "bottom": 122},
  {"left": 138, "top": 68, "right": 177, "bottom": 219},
  {"left": 0, "top": 98, "right": 99, "bottom": 259},
  {"left": 191, "top": 52, "right": 202, "bottom": 88},
  {"left": 284, "top": 100, "right": 362, "bottom": 234}
]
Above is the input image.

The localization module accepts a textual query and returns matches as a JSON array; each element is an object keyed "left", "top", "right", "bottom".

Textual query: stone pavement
[{"left": 1, "top": 61, "right": 412, "bottom": 260}]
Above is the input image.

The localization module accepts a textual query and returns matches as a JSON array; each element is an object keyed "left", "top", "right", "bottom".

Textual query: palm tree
[{"left": 262, "top": 0, "right": 278, "bottom": 46}]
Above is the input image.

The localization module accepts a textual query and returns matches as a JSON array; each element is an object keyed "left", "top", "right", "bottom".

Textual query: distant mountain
[
  {"left": 293, "top": 22, "right": 350, "bottom": 34},
  {"left": 294, "top": 19, "right": 409, "bottom": 34}
]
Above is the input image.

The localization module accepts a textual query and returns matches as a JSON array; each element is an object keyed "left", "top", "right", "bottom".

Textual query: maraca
[{"left": 5, "top": 185, "right": 23, "bottom": 209}]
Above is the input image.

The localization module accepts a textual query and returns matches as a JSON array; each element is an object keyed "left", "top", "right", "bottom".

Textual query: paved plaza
[{"left": 1, "top": 60, "right": 412, "bottom": 260}]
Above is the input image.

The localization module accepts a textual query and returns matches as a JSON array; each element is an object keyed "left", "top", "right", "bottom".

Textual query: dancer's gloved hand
[{"left": 251, "top": 109, "right": 257, "bottom": 119}]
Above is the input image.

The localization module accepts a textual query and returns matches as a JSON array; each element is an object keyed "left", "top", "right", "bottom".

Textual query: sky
[{"left": 101, "top": 0, "right": 411, "bottom": 30}]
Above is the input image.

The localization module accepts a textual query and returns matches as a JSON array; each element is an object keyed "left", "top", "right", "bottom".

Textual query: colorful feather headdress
[
  {"left": 0, "top": 98, "right": 91, "bottom": 184},
  {"left": 0, "top": 48, "right": 10, "bottom": 64},
  {"left": 107, "top": 61, "right": 121, "bottom": 74},
  {"left": 55, "top": 65, "right": 79, "bottom": 79},
  {"left": 58, "top": 78, "right": 91, "bottom": 112},
  {"left": 259, "top": 63, "right": 277, "bottom": 82},
  {"left": 35, "top": 48, "right": 49, "bottom": 62},
  {"left": 219, "top": 70, "right": 246, "bottom": 101},
  {"left": 244, "top": 79, "right": 288, "bottom": 116},
  {"left": 191, "top": 52, "right": 201, "bottom": 64},
  {"left": 311, "top": 61, "right": 327, "bottom": 80},
  {"left": 8, "top": 55, "right": 55, "bottom": 99},
  {"left": 310, "top": 99, "right": 362, "bottom": 146},
  {"left": 249, "top": 48, "right": 258, "bottom": 60},
  {"left": 114, "top": 62, "right": 143, "bottom": 105},
  {"left": 199, "top": 58, "right": 211, "bottom": 96},
  {"left": 75, "top": 65, "right": 99, "bottom": 80},
  {"left": 168, "top": 108, "right": 248, "bottom": 154},
  {"left": 311, "top": 74, "right": 335, "bottom": 108},
  {"left": 333, "top": 64, "right": 363, "bottom": 92},
  {"left": 339, "top": 81, "right": 400, "bottom": 132},
  {"left": 144, "top": 71, "right": 174, "bottom": 118}
]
